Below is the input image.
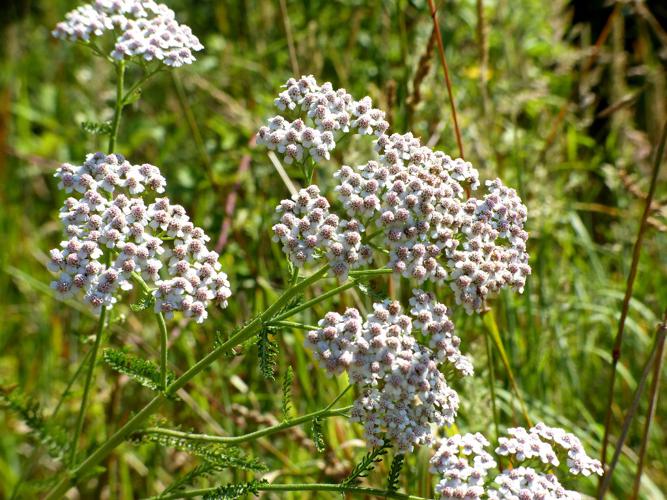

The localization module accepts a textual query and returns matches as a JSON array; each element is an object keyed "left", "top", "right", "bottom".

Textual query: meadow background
[{"left": 1, "top": 0, "right": 666, "bottom": 498}]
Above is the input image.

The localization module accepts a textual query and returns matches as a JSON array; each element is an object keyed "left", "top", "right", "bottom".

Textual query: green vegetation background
[{"left": 0, "top": 0, "right": 666, "bottom": 498}]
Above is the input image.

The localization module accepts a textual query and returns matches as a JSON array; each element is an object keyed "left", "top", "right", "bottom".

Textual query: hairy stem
[
  {"left": 45, "top": 266, "right": 330, "bottom": 499},
  {"left": 68, "top": 305, "right": 108, "bottom": 466},
  {"left": 600, "top": 120, "right": 667, "bottom": 472},
  {"left": 156, "top": 311, "right": 169, "bottom": 390},
  {"left": 107, "top": 61, "right": 126, "bottom": 154},
  {"left": 140, "top": 404, "right": 352, "bottom": 446},
  {"left": 270, "top": 319, "right": 319, "bottom": 331},
  {"left": 152, "top": 482, "right": 429, "bottom": 500}
]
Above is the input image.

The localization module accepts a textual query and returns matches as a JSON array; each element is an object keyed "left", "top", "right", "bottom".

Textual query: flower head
[
  {"left": 53, "top": 0, "right": 203, "bottom": 67},
  {"left": 48, "top": 153, "right": 231, "bottom": 323},
  {"left": 262, "top": 76, "right": 530, "bottom": 310},
  {"left": 305, "top": 291, "right": 471, "bottom": 453}
]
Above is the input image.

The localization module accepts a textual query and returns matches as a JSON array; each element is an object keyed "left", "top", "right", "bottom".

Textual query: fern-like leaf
[
  {"left": 103, "top": 348, "right": 174, "bottom": 392},
  {"left": 281, "top": 366, "right": 293, "bottom": 421},
  {"left": 202, "top": 479, "right": 267, "bottom": 499},
  {"left": 130, "top": 288, "right": 155, "bottom": 312},
  {"left": 311, "top": 416, "right": 325, "bottom": 453},
  {"left": 80, "top": 120, "right": 112, "bottom": 136},
  {"left": 354, "top": 278, "right": 388, "bottom": 302},
  {"left": 140, "top": 432, "right": 267, "bottom": 472},
  {"left": 342, "top": 441, "right": 392, "bottom": 486},
  {"left": 159, "top": 462, "right": 216, "bottom": 497},
  {"left": 257, "top": 328, "right": 278, "bottom": 380},
  {"left": 386, "top": 453, "right": 405, "bottom": 492},
  {"left": 0, "top": 389, "right": 69, "bottom": 461}
]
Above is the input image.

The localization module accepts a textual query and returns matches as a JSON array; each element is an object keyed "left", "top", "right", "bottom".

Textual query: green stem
[
  {"left": 156, "top": 312, "right": 169, "bottom": 390},
  {"left": 107, "top": 61, "right": 125, "bottom": 154},
  {"left": 152, "top": 482, "right": 430, "bottom": 500},
  {"left": 68, "top": 305, "right": 108, "bottom": 466},
  {"left": 45, "top": 266, "right": 330, "bottom": 499},
  {"left": 121, "top": 66, "right": 161, "bottom": 105},
  {"left": 271, "top": 279, "right": 357, "bottom": 322},
  {"left": 130, "top": 271, "right": 169, "bottom": 390},
  {"left": 269, "top": 319, "right": 319, "bottom": 330},
  {"left": 140, "top": 404, "right": 352, "bottom": 446},
  {"left": 348, "top": 268, "right": 393, "bottom": 278}
]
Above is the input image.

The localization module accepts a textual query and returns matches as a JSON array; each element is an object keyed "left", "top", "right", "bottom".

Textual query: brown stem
[
  {"left": 426, "top": 0, "right": 464, "bottom": 159},
  {"left": 598, "top": 314, "right": 667, "bottom": 498},
  {"left": 600, "top": 120, "right": 667, "bottom": 474},
  {"left": 630, "top": 312, "right": 667, "bottom": 499}
]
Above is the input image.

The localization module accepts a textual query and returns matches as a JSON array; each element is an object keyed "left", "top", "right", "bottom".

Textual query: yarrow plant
[
  {"left": 50, "top": 153, "right": 231, "bottom": 322},
  {"left": 53, "top": 0, "right": 203, "bottom": 67},
  {"left": 429, "top": 423, "right": 603, "bottom": 499},
  {"left": 15, "top": 4, "right": 602, "bottom": 497}
]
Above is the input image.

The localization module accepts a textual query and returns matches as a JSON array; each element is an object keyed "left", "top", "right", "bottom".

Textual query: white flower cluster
[
  {"left": 409, "top": 289, "right": 473, "bottom": 375},
  {"left": 257, "top": 75, "right": 389, "bottom": 164},
  {"left": 430, "top": 425, "right": 602, "bottom": 500},
  {"left": 262, "top": 77, "right": 530, "bottom": 312},
  {"left": 430, "top": 433, "right": 496, "bottom": 499},
  {"left": 271, "top": 185, "right": 372, "bottom": 280},
  {"left": 488, "top": 467, "right": 581, "bottom": 500},
  {"left": 305, "top": 292, "right": 473, "bottom": 453},
  {"left": 53, "top": 0, "right": 203, "bottom": 67},
  {"left": 48, "top": 152, "right": 231, "bottom": 323},
  {"left": 496, "top": 423, "right": 603, "bottom": 477}
]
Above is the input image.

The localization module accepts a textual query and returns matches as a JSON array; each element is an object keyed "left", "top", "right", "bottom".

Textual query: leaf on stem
[
  {"left": 130, "top": 289, "right": 156, "bottom": 312},
  {"left": 281, "top": 366, "right": 293, "bottom": 421},
  {"left": 311, "top": 417, "right": 326, "bottom": 453},
  {"left": 103, "top": 348, "right": 174, "bottom": 393},
  {"left": 202, "top": 479, "right": 268, "bottom": 499},
  {"left": 386, "top": 453, "right": 405, "bottom": 492},
  {"left": 138, "top": 432, "right": 267, "bottom": 472},
  {"left": 342, "top": 441, "right": 392, "bottom": 486},
  {"left": 257, "top": 328, "right": 279, "bottom": 380},
  {"left": 0, "top": 388, "right": 70, "bottom": 462},
  {"left": 80, "top": 120, "right": 112, "bottom": 136}
]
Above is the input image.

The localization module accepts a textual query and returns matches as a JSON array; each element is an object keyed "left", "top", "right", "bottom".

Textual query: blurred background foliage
[{"left": 1, "top": 0, "right": 666, "bottom": 498}]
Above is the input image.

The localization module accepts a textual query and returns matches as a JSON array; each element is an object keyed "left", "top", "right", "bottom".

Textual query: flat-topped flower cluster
[
  {"left": 261, "top": 76, "right": 530, "bottom": 313},
  {"left": 305, "top": 290, "right": 472, "bottom": 453},
  {"left": 53, "top": 0, "right": 203, "bottom": 67},
  {"left": 48, "top": 152, "right": 231, "bottom": 323},
  {"left": 430, "top": 423, "right": 603, "bottom": 499}
]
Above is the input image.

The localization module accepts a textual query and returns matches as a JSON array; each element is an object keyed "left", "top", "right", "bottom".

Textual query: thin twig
[
  {"left": 406, "top": 26, "right": 437, "bottom": 127},
  {"left": 600, "top": 119, "right": 667, "bottom": 473},
  {"left": 427, "top": 0, "right": 464, "bottom": 159},
  {"left": 598, "top": 314, "right": 667, "bottom": 498},
  {"left": 279, "top": 0, "right": 300, "bottom": 76},
  {"left": 630, "top": 311, "right": 667, "bottom": 499}
]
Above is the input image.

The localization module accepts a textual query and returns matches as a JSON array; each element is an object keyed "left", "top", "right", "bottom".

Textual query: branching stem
[
  {"left": 45, "top": 266, "right": 330, "bottom": 499},
  {"left": 140, "top": 404, "right": 352, "bottom": 446}
]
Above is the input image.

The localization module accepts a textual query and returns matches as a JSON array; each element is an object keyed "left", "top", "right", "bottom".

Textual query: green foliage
[
  {"left": 202, "top": 479, "right": 267, "bottom": 499},
  {"left": 139, "top": 432, "right": 267, "bottom": 472},
  {"left": 256, "top": 328, "right": 279, "bottom": 380},
  {"left": 386, "top": 453, "right": 405, "bottom": 492},
  {"left": 130, "top": 289, "right": 156, "bottom": 312},
  {"left": 80, "top": 120, "right": 112, "bottom": 136},
  {"left": 281, "top": 366, "right": 293, "bottom": 421},
  {"left": 311, "top": 417, "right": 325, "bottom": 453},
  {"left": 102, "top": 348, "right": 174, "bottom": 392},
  {"left": 0, "top": 389, "right": 69, "bottom": 461},
  {"left": 354, "top": 278, "right": 388, "bottom": 302},
  {"left": 342, "top": 441, "right": 392, "bottom": 487},
  {"left": 159, "top": 463, "right": 216, "bottom": 497}
]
